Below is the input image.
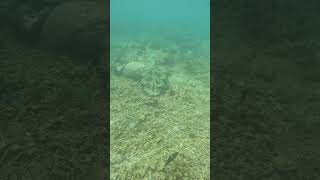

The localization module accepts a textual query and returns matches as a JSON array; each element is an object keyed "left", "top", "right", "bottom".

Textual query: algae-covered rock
[
  {"left": 40, "top": 1, "right": 108, "bottom": 57},
  {"left": 141, "top": 66, "right": 169, "bottom": 96},
  {"left": 121, "top": 61, "right": 145, "bottom": 80}
]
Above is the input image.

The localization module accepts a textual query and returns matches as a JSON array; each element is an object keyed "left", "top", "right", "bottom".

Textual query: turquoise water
[
  {"left": 110, "top": 0, "right": 210, "bottom": 179},
  {"left": 111, "top": 0, "right": 210, "bottom": 39}
]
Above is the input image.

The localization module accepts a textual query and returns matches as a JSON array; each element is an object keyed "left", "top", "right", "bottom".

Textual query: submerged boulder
[
  {"left": 118, "top": 61, "right": 145, "bottom": 80},
  {"left": 115, "top": 61, "right": 170, "bottom": 96},
  {"left": 40, "top": 1, "right": 108, "bottom": 58}
]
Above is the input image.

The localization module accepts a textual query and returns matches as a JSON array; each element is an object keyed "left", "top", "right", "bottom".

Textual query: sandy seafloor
[{"left": 110, "top": 36, "right": 210, "bottom": 179}]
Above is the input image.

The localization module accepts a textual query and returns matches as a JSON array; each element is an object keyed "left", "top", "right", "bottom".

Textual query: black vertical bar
[
  {"left": 106, "top": 0, "right": 111, "bottom": 177},
  {"left": 210, "top": 0, "right": 215, "bottom": 178},
  {"left": 211, "top": 1, "right": 320, "bottom": 179}
]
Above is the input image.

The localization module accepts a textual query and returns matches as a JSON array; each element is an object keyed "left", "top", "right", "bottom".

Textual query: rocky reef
[
  {"left": 115, "top": 60, "right": 170, "bottom": 96},
  {"left": 140, "top": 65, "right": 169, "bottom": 96}
]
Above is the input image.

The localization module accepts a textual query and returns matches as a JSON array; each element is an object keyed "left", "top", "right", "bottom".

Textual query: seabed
[{"left": 110, "top": 35, "right": 210, "bottom": 179}]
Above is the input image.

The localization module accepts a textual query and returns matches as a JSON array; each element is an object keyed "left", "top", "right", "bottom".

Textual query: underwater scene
[
  {"left": 0, "top": 1, "right": 109, "bottom": 179},
  {"left": 110, "top": 0, "right": 210, "bottom": 179}
]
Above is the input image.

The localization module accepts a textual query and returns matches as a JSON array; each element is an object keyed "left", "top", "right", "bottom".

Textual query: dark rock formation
[{"left": 40, "top": 1, "right": 108, "bottom": 58}]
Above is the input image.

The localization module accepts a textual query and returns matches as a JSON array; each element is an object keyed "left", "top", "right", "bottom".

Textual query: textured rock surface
[
  {"left": 141, "top": 66, "right": 169, "bottom": 96},
  {"left": 121, "top": 61, "right": 145, "bottom": 80},
  {"left": 41, "top": 1, "right": 108, "bottom": 57}
]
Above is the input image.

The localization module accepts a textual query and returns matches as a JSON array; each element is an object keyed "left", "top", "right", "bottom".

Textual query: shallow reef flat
[{"left": 110, "top": 74, "right": 210, "bottom": 179}]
